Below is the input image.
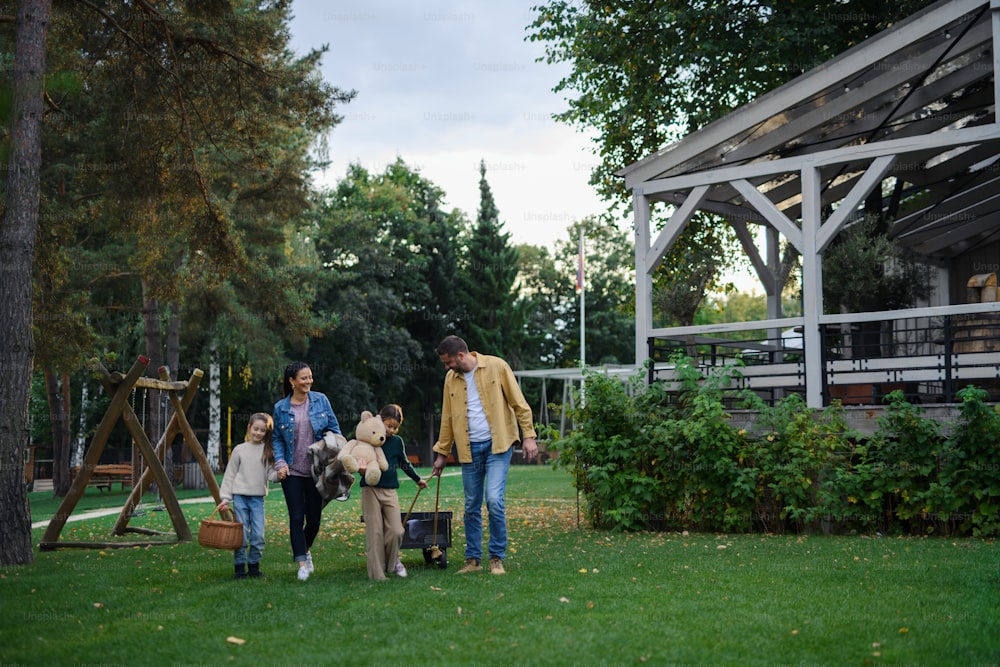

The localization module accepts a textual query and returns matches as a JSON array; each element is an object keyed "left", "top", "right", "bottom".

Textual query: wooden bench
[{"left": 70, "top": 464, "right": 133, "bottom": 491}]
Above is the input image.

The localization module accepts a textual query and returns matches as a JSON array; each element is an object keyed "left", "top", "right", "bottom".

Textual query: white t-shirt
[{"left": 463, "top": 368, "right": 492, "bottom": 442}]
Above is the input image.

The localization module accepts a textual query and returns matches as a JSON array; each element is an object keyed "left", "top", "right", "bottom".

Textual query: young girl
[
  {"left": 359, "top": 404, "right": 427, "bottom": 580},
  {"left": 218, "top": 413, "right": 277, "bottom": 579}
]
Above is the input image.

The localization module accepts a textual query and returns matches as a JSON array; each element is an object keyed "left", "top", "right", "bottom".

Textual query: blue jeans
[
  {"left": 280, "top": 474, "right": 322, "bottom": 562},
  {"left": 461, "top": 439, "right": 511, "bottom": 561},
  {"left": 231, "top": 494, "right": 265, "bottom": 566}
]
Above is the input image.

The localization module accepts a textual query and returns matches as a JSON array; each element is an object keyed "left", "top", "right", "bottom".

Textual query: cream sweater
[{"left": 219, "top": 442, "right": 277, "bottom": 502}]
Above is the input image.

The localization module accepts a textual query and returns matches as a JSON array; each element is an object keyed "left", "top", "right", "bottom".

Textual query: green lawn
[{"left": 3, "top": 465, "right": 998, "bottom": 666}]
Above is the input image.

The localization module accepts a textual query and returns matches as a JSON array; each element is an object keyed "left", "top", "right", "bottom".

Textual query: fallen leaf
[
  {"left": 430, "top": 586, "right": 442, "bottom": 591},
  {"left": 586, "top": 601, "right": 594, "bottom": 609},
  {"left": 457, "top": 607, "right": 462, "bottom": 616},
  {"left": 226, "top": 636, "right": 246, "bottom": 645},
  {"left": 559, "top": 597, "right": 570, "bottom": 603},
  {"left": 578, "top": 568, "right": 588, "bottom": 574},
  {"left": 899, "top": 627, "right": 909, "bottom": 634},
  {"left": 93, "top": 603, "right": 103, "bottom": 609}
]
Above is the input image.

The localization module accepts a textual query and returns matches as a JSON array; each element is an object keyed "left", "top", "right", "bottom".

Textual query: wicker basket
[{"left": 198, "top": 507, "right": 244, "bottom": 550}]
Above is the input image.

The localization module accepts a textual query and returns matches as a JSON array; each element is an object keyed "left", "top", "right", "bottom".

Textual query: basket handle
[{"left": 209, "top": 506, "right": 236, "bottom": 522}]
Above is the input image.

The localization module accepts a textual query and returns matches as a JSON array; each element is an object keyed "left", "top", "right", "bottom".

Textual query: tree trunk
[
  {"left": 207, "top": 343, "right": 221, "bottom": 472},
  {"left": 140, "top": 277, "right": 163, "bottom": 459},
  {"left": 43, "top": 368, "right": 72, "bottom": 497},
  {"left": 0, "top": 0, "right": 51, "bottom": 567},
  {"left": 164, "top": 303, "right": 181, "bottom": 482},
  {"left": 72, "top": 377, "right": 89, "bottom": 469}
]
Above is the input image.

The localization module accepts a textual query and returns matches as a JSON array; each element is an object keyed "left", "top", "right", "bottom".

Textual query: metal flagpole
[{"left": 578, "top": 227, "right": 585, "bottom": 407}]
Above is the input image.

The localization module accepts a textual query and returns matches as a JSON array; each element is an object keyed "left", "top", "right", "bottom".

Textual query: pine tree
[{"left": 458, "top": 161, "right": 525, "bottom": 365}]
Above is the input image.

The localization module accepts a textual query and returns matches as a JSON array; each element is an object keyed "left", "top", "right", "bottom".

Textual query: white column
[
  {"left": 633, "top": 191, "right": 652, "bottom": 371},
  {"left": 800, "top": 165, "right": 825, "bottom": 408}
]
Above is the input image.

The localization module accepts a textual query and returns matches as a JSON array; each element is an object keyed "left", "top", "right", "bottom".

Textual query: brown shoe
[
  {"left": 456, "top": 558, "right": 482, "bottom": 574},
  {"left": 489, "top": 556, "right": 506, "bottom": 575}
]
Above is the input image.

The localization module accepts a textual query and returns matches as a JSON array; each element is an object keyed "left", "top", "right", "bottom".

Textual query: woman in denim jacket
[{"left": 273, "top": 361, "right": 342, "bottom": 581}]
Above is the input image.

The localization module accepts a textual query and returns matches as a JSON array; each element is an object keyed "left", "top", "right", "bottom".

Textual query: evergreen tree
[
  {"left": 307, "top": 159, "right": 466, "bottom": 451},
  {"left": 458, "top": 160, "right": 526, "bottom": 365},
  {"left": 27, "top": 0, "right": 352, "bottom": 488}
]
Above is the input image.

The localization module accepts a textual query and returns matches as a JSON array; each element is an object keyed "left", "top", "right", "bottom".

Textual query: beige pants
[{"left": 361, "top": 486, "right": 403, "bottom": 581}]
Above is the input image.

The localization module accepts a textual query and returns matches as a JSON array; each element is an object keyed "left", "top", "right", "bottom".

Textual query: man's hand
[
  {"left": 521, "top": 437, "right": 539, "bottom": 462},
  {"left": 430, "top": 453, "right": 447, "bottom": 477}
]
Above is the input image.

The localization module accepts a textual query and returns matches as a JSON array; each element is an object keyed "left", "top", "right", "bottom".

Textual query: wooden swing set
[{"left": 39, "top": 355, "right": 221, "bottom": 550}]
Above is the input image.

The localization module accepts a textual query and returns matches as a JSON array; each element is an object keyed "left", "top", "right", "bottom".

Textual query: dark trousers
[{"left": 281, "top": 474, "right": 322, "bottom": 562}]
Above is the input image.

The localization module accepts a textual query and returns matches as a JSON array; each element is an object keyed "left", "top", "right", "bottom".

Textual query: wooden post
[
  {"left": 40, "top": 356, "right": 150, "bottom": 548},
  {"left": 113, "top": 369, "right": 202, "bottom": 534},
  {"left": 102, "top": 372, "right": 190, "bottom": 541},
  {"left": 159, "top": 366, "right": 222, "bottom": 503}
]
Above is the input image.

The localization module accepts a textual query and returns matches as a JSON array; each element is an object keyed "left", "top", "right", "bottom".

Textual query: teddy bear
[
  {"left": 338, "top": 410, "right": 389, "bottom": 486},
  {"left": 307, "top": 431, "right": 355, "bottom": 506}
]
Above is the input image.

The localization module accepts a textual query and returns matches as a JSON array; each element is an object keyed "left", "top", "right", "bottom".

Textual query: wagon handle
[
  {"left": 430, "top": 474, "right": 442, "bottom": 553},
  {"left": 401, "top": 482, "right": 424, "bottom": 527}
]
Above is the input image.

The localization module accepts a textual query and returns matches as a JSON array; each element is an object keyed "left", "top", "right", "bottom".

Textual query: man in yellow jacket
[{"left": 430, "top": 335, "right": 538, "bottom": 575}]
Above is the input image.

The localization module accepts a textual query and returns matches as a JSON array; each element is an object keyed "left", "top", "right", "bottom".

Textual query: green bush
[
  {"left": 554, "top": 359, "right": 1000, "bottom": 537},
  {"left": 939, "top": 386, "right": 1000, "bottom": 536}
]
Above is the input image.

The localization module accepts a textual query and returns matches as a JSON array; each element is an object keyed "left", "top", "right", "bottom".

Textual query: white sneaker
[
  {"left": 393, "top": 560, "right": 408, "bottom": 578},
  {"left": 305, "top": 551, "right": 314, "bottom": 574},
  {"left": 297, "top": 564, "right": 310, "bottom": 582}
]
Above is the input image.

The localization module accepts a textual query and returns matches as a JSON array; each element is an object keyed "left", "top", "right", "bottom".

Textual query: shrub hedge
[{"left": 554, "top": 357, "right": 1000, "bottom": 536}]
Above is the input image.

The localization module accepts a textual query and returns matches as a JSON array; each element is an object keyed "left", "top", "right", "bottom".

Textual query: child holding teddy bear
[{"left": 357, "top": 404, "right": 428, "bottom": 580}]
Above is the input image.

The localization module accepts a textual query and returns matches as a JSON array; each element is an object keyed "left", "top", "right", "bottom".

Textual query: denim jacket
[{"left": 272, "top": 391, "right": 342, "bottom": 469}]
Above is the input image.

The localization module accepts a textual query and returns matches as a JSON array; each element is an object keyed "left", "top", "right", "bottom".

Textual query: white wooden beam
[
  {"left": 645, "top": 185, "right": 709, "bottom": 272},
  {"left": 800, "top": 165, "right": 825, "bottom": 408},
  {"left": 817, "top": 154, "right": 897, "bottom": 252},
  {"left": 633, "top": 191, "right": 652, "bottom": 369},
  {"left": 732, "top": 179, "right": 804, "bottom": 252},
  {"left": 639, "top": 123, "right": 1000, "bottom": 195}
]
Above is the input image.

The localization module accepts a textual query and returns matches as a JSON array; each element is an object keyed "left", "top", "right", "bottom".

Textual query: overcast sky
[{"left": 286, "top": 0, "right": 612, "bottom": 250}]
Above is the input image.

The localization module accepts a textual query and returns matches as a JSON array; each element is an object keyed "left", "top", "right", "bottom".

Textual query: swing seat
[{"left": 70, "top": 464, "right": 133, "bottom": 491}]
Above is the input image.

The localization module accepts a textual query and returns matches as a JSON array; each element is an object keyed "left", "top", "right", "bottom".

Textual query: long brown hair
[{"left": 246, "top": 413, "right": 275, "bottom": 464}]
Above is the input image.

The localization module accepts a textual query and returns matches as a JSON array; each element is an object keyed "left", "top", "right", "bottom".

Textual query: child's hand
[
  {"left": 417, "top": 479, "right": 429, "bottom": 489},
  {"left": 356, "top": 456, "right": 368, "bottom": 473},
  {"left": 216, "top": 501, "right": 229, "bottom": 512}
]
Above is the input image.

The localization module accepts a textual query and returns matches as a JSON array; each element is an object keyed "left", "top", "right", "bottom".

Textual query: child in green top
[{"left": 358, "top": 404, "right": 427, "bottom": 580}]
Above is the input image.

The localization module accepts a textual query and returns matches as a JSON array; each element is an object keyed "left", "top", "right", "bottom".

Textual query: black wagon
[{"left": 400, "top": 510, "right": 452, "bottom": 569}]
